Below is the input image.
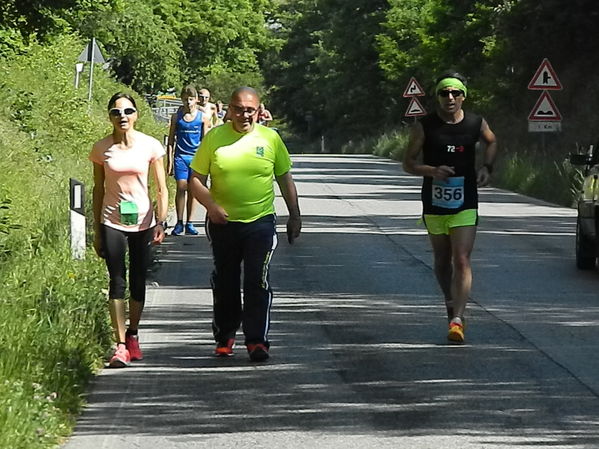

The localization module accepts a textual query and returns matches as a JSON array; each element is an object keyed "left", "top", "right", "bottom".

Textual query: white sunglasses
[{"left": 109, "top": 107, "right": 137, "bottom": 117}]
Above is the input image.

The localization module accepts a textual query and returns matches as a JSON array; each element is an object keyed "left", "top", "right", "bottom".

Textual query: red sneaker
[
  {"left": 214, "top": 338, "right": 235, "bottom": 357},
  {"left": 125, "top": 334, "right": 143, "bottom": 361},
  {"left": 109, "top": 344, "right": 131, "bottom": 368},
  {"left": 247, "top": 343, "right": 269, "bottom": 362}
]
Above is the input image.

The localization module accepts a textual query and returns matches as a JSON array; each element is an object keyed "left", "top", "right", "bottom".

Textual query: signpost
[
  {"left": 527, "top": 58, "right": 562, "bottom": 90},
  {"left": 404, "top": 97, "right": 427, "bottom": 118},
  {"left": 527, "top": 58, "right": 562, "bottom": 136},
  {"left": 403, "top": 77, "right": 426, "bottom": 118},
  {"left": 403, "top": 77, "right": 425, "bottom": 97},
  {"left": 528, "top": 122, "right": 562, "bottom": 132},
  {"left": 78, "top": 38, "right": 106, "bottom": 103},
  {"left": 528, "top": 90, "right": 562, "bottom": 123}
]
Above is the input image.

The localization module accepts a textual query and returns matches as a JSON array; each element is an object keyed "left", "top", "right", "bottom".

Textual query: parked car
[{"left": 570, "top": 149, "right": 599, "bottom": 269}]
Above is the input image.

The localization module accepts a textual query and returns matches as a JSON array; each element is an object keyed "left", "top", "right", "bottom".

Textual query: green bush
[{"left": 0, "top": 34, "right": 167, "bottom": 448}]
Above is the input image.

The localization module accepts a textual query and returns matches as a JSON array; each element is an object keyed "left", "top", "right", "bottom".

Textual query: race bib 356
[{"left": 432, "top": 176, "right": 464, "bottom": 209}]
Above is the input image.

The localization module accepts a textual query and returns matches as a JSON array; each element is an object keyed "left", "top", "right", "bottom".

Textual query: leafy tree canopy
[{"left": 3, "top": 0, "right": 599, "bottom": 147}]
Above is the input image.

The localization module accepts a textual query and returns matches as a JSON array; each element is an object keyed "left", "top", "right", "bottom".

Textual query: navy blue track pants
[{"left": 206, "top": 214, "right": 278, "bottom": 346}]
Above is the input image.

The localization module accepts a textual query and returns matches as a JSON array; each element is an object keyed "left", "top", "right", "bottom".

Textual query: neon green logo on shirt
[{"left": 256, "top": 146, "right": 264, "bottom": 157}]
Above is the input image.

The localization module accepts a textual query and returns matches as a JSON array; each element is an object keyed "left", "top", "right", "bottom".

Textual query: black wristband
[
  {"left": 157, "top": 221, "right": 167, "bottom": 229},
  {"left": 483, "top": 163, "right": 493, "bottom": 174}
]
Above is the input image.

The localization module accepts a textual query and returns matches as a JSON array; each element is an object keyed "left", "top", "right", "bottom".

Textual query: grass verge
[{"left": 0, "top": 34, "right": 166, "bottom": 448}]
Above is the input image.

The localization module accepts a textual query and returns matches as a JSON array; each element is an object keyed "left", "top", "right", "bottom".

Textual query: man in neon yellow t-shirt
[{"left": 190, "top": 86, "right": 301, "bottom": 362}]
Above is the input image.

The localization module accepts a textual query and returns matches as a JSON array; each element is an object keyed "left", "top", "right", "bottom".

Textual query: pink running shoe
[
  {"left": 125, "top": 334, "right": 143, "bottom": 361},
  {"left": 109, "top": 344, "right": 131, "bottom": 368}
]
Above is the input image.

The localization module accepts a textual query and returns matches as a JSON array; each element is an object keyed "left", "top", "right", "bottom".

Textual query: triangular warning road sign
[
  {"left": 404, "top": 97, "right": 427, "bottom": 117},
  {"left": 403, "top": 77, "right": 425, "bottom": 97},
  {"left": 78, "top": 39, "right": 106, "bottom": 64},
  {"left": 528, "top": 58, "right": 562, "bottom": 90},
  {"left": 528, "top": 91, "right": 562, "bottom": 121}
]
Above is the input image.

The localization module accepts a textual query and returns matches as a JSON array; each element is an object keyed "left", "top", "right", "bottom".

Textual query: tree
[
  {"left": 147, "top": 0, "right": 272, "bottom": 83},
  {"left": 79, "top": 2, "right": 183, "bottom": 93},
  {"left": 0, "top": 0, "right": 118, "bottom": 56},
  {"left": 262, "top": 0, "right": 329, "bottom": 137},
  {"left": 0, "top": 0, "right": 118, "bottom": 42},
  {"left": 264, "top": 0, "right": 389, "bottom": 143}
]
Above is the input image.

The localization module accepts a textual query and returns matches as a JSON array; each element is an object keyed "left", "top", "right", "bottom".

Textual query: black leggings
[{"left": 102, "top": 225, "right": 154, "bottom": 302}]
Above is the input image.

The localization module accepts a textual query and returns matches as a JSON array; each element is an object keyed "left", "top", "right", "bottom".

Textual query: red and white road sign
[
  {"left": 528, "top": 91, "right": 562, "bottom": 121},
  {"left": 403, "top": 77, "right": 425, "bottom": 97},
  {"left": 404, "top": 97, "right": 427, "bottom": 117},
  {"left": 528, "top": 58, "right": 562, "bottom": 90}
]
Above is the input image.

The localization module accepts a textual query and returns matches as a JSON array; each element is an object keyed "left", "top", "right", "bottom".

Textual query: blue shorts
[{"left": 174, "top": 155, "right": 194, "bottom": 181}]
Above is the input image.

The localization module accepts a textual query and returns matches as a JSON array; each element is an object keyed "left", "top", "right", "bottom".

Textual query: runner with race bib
[{"left": 403, "top": 71, "right": 497, "bottom": 344}]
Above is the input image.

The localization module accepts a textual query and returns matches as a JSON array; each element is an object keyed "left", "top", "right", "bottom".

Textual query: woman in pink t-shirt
[{"left": 90, "top": 92, "right": 168, "bottom": 368}]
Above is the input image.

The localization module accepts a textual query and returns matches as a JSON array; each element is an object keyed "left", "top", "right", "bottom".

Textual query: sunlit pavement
[{"left": 64, "top": 155, "right": 599, "bottom": 449}]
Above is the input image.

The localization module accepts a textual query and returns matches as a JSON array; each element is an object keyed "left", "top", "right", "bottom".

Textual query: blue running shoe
[
  {"left": 171, "top": 222, "right": 184, "bottom": 236},
  {"left": 185, "top": 222, "right": 199, "bottom": 235}
]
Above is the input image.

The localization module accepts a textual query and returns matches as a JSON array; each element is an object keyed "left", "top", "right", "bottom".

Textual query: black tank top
[{"left": 420, "top": 111, "right": 482, "bottom": 215}]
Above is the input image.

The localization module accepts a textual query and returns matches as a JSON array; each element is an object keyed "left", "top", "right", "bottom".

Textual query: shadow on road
[{"left": 67, "top": 155, "right": 599, "bottom": 448}]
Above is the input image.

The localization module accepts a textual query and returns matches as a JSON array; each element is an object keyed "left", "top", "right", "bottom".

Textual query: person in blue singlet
[
  {"left": 403, "top": 71, "right": 497, "bottom": 344},
  {"left": 167, "top": 85, "right": 211, "bottom": 235}
]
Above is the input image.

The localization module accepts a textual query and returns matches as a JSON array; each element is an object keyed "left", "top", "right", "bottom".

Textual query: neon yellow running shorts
[{"left": 423, "top": 209, "right": 478, "bottom": 235}]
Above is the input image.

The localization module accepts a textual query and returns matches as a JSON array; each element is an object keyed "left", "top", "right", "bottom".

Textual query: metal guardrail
[
  {"left": 152, "top": 106, "right": 180, "bottom": 123},
  {"left": 152, "top": 99, "right": 181, "bottom": 123}
]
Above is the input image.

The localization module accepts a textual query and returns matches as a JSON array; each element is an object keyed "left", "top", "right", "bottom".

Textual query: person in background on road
[
  {"left": 402, "top": 71, "right": 497, "bottom": 344},
  {"left": 90, "top": 92, "right": 168, "bottom": 367},
  {"left": 198, "top": 88, "right": 218, "bottom": 127},
  {"left": 167, "top": 85, "right": 211, "bottom": 236},
  {"left": 189, "top": 86, "right": 301, "bottom": 362},
  {"left": 222, "top": 104, "right": 233, "bottom": 123},
  {"left": 215, "top": 100, "right": 225, "bottom": 126},
  {"left": 257, "top": 103, "right": 273, "bottom": 126}
]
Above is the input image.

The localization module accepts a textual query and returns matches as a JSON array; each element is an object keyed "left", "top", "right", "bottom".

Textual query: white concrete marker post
[
  {"left": 70, "top": 178, "right": 86, "bottom": 260},
  {"left": 74, "top": 62, "right": 84, "bottom": 88}
]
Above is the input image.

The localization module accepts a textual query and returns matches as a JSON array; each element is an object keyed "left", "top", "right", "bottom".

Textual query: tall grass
[
  {"left": 341, "top": 127, "right": 411, "bottom": 160},
  {"left": 0, "top": 34, "right": 166, "bottom": 448},
  {"left": 494, "top": 150, "right": 582, "bottom": 207}
]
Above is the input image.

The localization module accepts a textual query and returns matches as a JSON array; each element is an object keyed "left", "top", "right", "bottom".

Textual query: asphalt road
[{"left": 63, "top": 155, "right": 599, "bottom": 449}]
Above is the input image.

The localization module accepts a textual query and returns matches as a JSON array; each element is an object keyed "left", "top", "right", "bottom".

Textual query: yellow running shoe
[{"left": 447, "top": 321, "right": 465, "bottom": 344}]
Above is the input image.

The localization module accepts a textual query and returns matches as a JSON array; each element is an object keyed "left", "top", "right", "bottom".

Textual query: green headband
[{"left": 436, "top": 77, "right": 467, "bottom": 98}]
